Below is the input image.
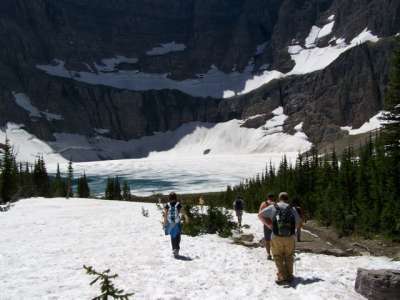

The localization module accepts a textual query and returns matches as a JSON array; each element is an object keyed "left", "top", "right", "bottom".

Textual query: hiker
[
  {"left": 258, "top": 192, "right": 301, "bottom": 285},
  {"left": 233, "top": 196, "right": 244, "bottom": 227},
  {"left": 199, "top": 196, "right": 205, "bottom": 212},
  {"left": 292, "top": 197, "right": 305, "bottom": 242},
  {"left": 259, "top": 193, "right": 275, "bottom": 260},
  {"left": 163, "top": 192, "right": 182, "bottom": 257}
]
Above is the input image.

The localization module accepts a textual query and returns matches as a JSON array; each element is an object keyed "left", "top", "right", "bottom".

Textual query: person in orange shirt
[{"left": 258, "top": 193, "right": 275, "bottom": 260}]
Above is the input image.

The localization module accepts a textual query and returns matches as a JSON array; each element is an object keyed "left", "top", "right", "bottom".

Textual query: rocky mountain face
[{"left": 0, "top": 0, "right": 399, "bottom": 159}]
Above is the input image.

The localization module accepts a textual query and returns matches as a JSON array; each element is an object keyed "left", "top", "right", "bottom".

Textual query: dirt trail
[{"left": 301, "top": 221, "right": 400, "bottom": 259}]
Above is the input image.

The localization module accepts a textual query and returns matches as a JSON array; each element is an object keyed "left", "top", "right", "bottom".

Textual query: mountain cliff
[{"left": 0, "top": 0, "right": 399, "bottom": 160}]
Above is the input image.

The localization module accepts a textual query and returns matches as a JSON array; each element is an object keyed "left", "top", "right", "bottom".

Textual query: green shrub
[{"left": 182, "top": 204, "right": 235, "bottom": 238}]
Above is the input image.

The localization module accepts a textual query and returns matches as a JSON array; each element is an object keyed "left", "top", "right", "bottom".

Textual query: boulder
[{"left": 355, "top": 268, "right": 400, "bottom": 300}]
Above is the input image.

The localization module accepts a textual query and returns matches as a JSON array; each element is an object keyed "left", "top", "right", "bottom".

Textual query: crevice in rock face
[
  {"left": 363, "top": 43, "right": 383, "bottom": 110},
  {"left": 105, "top": 90, "right": 126, "bottom": 140}
]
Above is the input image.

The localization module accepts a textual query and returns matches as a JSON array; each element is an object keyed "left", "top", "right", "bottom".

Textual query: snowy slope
[
  {"left": 341, "top": 111, "right": 387, "bottom": 135},
  {"left": 1, "top": 107, "right": 310, "bottom": 164},
  {"left": 0, "top": 123, "right": 67, "bottom": 166},
  {"left": 1, "top": 198, "right": 399, "bottom": 300}
]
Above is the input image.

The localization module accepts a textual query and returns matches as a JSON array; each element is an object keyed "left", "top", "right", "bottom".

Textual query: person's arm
[
  {"left": 163, "top": 207, "right": 168, "bottom": 226},
  {"left": 293, "top": 208, "right": 302, "bottom": 229},
  {"left": 258, "top": 207, "right": 273, "bottom": 229},
  {"left": 258, "top": 202, "right": 266, "bottom": 213}
]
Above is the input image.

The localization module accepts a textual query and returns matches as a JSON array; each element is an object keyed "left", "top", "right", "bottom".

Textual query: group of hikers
[{"left": 162, "top": 191, "right": 304, "bottom": 285}]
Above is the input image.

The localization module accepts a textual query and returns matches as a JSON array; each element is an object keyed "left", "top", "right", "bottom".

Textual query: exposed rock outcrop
[{"left": 355, "top": 268, "right": 400, "bottom": 300}]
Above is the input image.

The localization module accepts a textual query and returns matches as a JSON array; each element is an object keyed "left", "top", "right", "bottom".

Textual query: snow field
[{"left": 1, "top": 198, "right": 399, "bottom": 300}]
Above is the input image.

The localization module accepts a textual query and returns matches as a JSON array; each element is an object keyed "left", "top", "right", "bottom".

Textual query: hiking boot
[
  {"left": 173, "top": 249, "right": 179, "bottom": 257},
  {"left": 275, "top": 278, "right": 287, "bottom": 285},
  {"left": 286, "top": 275, "right": 294, "bottom": 283}
]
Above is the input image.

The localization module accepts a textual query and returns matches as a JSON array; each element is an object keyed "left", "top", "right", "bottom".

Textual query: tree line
[
  {"left": 0, "top": 144, "right": 91, "bottom": 203},
  {"left": 0, "top": 138, "right": 135, "bottom": 203}
]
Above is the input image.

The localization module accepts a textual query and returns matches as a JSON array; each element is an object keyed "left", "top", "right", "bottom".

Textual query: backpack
[
  {"left": 272, "top": 204, "right": 296, "bottom": 237},
  {"left": 167, "top": 202, "right": 181, "bottom": 224},
  {"left": 234, "top": 199, "right": 244, "bottom": 211}
]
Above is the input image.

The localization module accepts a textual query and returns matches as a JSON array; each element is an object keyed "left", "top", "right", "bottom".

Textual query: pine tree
[
  {"left": 0, "top": 138, "right": 17, "bottom": 203},
  {"left": 379, "top": 39, "right": 400, "bottom": 239},
  {"left": 52, "top": 164, "right": 67, "bottom": 197},
  {"left": 66, "top": 159, "right": 74, "bottom": 198},
  {"left": 105, "top": 177, "right": 114, "bottom": 200},
  {"left": 33, "top": 156, "right": 50, "bottom": 197},
  {"left": 114, "top": 177, "right": 122, "bottom": 200},
  {"left": 382, "top": 37, "right": 400, "bottom": 152},
  {"left": 122, "top": 181, "right": 131, "bottom": 201},
  {"left": 83, "top": 265, "right": 134, "bottom": 300},
  {"left": 77, "top": 172, "right": 90, "bottom": 198}
]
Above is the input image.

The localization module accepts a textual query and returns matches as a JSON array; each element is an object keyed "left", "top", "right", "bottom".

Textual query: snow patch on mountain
[
  {"left": 146, "top": 41, "right": 186, "bottom": 56},
  {"left": 341, "top": 111, "right": 386, "bottom": 135},
  {"left": 305, "top": 20, "right": 335, "bottom": 48},
  {"left": 13, "top": 92, "right": 63, "bottom": 121},
  {"left": 96, "top": 56, "right": 138, "bottom": 72},
  {"left": 49, "top": 106, "right": 311, "bottom": 161},
  {"left": 288, "top": 28, "right": 379, "bottom": 75},
  {"left": 0, "top": 123, "right": 67, "bottom": 165},
  {"left": 37, "top": 60, "right": 283, "bottom": 99},
  {"left": 294, "top": 122, "right": 304, "bottom": 131},
  {"left": 36, "top": 27, "right": 380, "bottom": 99}
]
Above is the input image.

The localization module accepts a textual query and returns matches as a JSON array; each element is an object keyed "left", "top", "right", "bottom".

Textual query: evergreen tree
[
  {"left": 105, "top": 177, "right": 114, "bottom": 200},
  {"left": 33, "top": 156, "right": 50, "bottom": 196},
  {"left": 380, "top": 38, "right": 400, "bottom": 239},
  {"left": 77, "top": 172, "right": 90, "bottom": 198},
  {"left": 66, "top": 159, "right": 74, "bottom": 198},
  {"left": 0, "top": 138, "right": 17, "bottom": 203},
  {"left": 122, "top": 181, "right": 131, "bottom": 201},
  {"left": 114, "top": 177, "right": 122, "bottom": 200},
  {"left": 83, "top": 265, "right": 134, "bottom": 300},
  {"left": 382, "top": 37, "right": 400, "bottom": 152},
  {"left": 52, "top": 164, "right": 67, "bottom": 197}
]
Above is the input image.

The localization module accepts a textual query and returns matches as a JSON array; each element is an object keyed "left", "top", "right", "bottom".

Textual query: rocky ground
[{"left": 233, "top": 220, "right": 400, "bottom": 260}]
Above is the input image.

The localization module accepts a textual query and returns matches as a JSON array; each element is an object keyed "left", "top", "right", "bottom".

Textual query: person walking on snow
[
  {"left": 233, "top": 196, "right": 244, "bottom": 227},
  {"left": 258, "top": 192, "right": 301, "bottom": 285},
  {"left": 259, "top": 193, "right": 275, "bottom": 260},
  {"left": 163, "top": 192, "right": 182, "bottom": 258}
]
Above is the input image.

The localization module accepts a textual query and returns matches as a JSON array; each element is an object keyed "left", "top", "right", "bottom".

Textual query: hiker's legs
[
  {"left": 264, "top": 225, "right": 272, "bottom": 257},
  {"left": 296, "top": 228, "right": 301, "bottom": 242},
  {"left": 266, "top": 240, "right": 271, "bottom": 255},
  {"left": 271, "top": 237, "right": 285, "bottom": 280},
  {"left": 171, "top": 233, "right": 181, "bottom": 251},
  {"left": 236, "top": 210, "right": 242, "bottom": 227},
  {"left": 283, "top": 237, "right": 295, "bottom": 279}
]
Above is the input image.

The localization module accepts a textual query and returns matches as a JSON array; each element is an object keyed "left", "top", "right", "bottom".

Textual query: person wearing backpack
[
  {"left": 233, "top": 196, "right": 244, "bottom": 227},
  {"left": 258, "top": 192, "right": 301, "bottom": 285},
  {"left": 258, "top": 193, "right": 275, "bottom": 260},
  {"left": 163, "top": 192, "right": 182, "bottom": 258}
]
